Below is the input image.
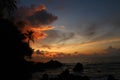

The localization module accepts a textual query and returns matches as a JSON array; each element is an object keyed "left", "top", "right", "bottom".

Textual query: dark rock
[
  {"left": 107, "top": 75, "right": 118, "bottom": 80},
  {"left": 32, "top": 60, "right": 63, "bottom": 73},
  {"left": 41, "top": 73, "right": 49, "bottom": 80},
  {"left": 45, "top": 60, "right": 63, "bottom": 68},
  {"left": 82, "top": 76, "right": 90, "bottom": 80},
  {"left": 59, "top": 69, "right": 70, "bottom": 77},
  {"left": 73, "top": 63, "right": 84, "bottom": 73}
]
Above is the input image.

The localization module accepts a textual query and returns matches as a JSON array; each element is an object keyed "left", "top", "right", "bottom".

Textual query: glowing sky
[{"left": 18, "top": 0, "right": 120, "bottom": 63}]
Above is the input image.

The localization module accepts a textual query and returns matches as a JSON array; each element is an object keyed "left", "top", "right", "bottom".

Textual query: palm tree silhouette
[
  {"left": 24, "top": 30, "right": 35, "bottom": 45},
  {"left": 0, "top": 0, "right": 17, "bottom": 18}
]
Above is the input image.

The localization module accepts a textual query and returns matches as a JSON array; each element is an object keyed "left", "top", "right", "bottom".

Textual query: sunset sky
[{"left": 17, "top": 0, "right": 120, "bottom": 63}]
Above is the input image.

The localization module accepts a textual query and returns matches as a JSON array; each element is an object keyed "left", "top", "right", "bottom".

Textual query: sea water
[{"left": 32, "top": 62, "right": 120, "bottom": 80}]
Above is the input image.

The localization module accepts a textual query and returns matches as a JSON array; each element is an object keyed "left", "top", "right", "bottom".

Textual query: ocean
[{"left": 32, "top": 62, "right": 120, "bottom": 80}]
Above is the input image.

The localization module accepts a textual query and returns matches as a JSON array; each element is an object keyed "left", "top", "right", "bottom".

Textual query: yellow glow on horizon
[{"left": 30, "top": 37, "right": 120, "bottom": 55}]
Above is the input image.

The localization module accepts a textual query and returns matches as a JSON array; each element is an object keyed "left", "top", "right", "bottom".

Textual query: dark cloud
[
  {"left": 36, "top": 50, "right": 43, "bottom": 54},
  {"left": 54, "top": 5, "right": 65, "bottom": 10},
  {"left": 104, "top": 14, "right": 120, "bottom": 28},
  {"left": 14, "top": 4, "right": 58, "bottom": 26},
  {"left": 14, "top": 4, "right": 58, "bottom": 42},
  {"left": 77, "top": 14, "right": 120, "bottom": 45},
  {"left": 104, "top": 46, "right": 120, "bottom": 56},
  {"left": 27, "top": 10, "right": 58, "bottom": 25},
  {"left": 57, "top": 32, "right": 75, "bottom": 43},
  {"left": 83, "top": 24, "right": 97, "bottom": 37},
  {"left": 40, "top": 30, "right": 76, "bottom": 45},
  {"left": 14, "top": 5, "right": 44, "bottom": 22},
  {"left": 40, "top": 30, "right": 59, "bottom": 44},
  {"left": 46, "top": 0, "right": 54, "bottom": 3}
]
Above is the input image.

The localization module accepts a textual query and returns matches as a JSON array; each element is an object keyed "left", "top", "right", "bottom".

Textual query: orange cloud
[
  {"left": 15, "top": 4, "right": 57, "bottom": 43},
  {"left": 32, "top": 37, "right": 120, "bottom": 55},
  {"left": 20, "top": 25, "right": 55, "bottom": 43},
  {"left": 31, "top": 38, "right": 120, "bottom": 59},
  {"left": 17, "top": 4, "right": 46, "bottom": 17},
  {"left": 32, "top": 51, "right": 59, "bottom": 58},
  {"left": 43, "top": 52, "right": 58, "bottom": 58},
  {"left": 29, "top": 4, "right": 46, "bottom": 16},
  {"left": 53, "top": 37, "right": 120, "bottom": 47},
  {"left": 31, "top": 26, "right": 54, "bottom": 31},
  {"left": 32, "top": 31, "right": 47, "bottom": 40},
  {"left": 33, "top": 4, "right": 46, "bottom": 12},
  {"left": 80, "top": 38, "right": 120, "bottom": 46},
  {"left": 41, "top": 45, "right": 51, "bottom": 49}
]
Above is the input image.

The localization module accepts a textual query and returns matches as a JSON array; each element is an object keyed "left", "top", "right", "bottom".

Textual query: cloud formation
[
  {"left": 77, "top": 14, "right": 120, "bottom": 45},
  {"left": 14, "top": 4, "right": 46, "bottom": 22},
  {"left": 15, "top": 4, "right": 57, "bottom": 26},
  {"left": 31, "top": 46, "right": 120, "bottom": 63},
  {"left": 28, "top": 10, "right": 58, "bottom": 25},
  {"left": 41, "top": 30, "right": 76, "bottom": 43},
  {"left": 14, "top": 4, "right": 58, "bottom": 42}
]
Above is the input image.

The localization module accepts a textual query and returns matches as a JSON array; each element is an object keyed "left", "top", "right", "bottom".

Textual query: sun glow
[{"left": 30, "top": 37, "right": 120, "bottom": 57}]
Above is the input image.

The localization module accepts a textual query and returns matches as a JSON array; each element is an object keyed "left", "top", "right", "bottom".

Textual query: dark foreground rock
[
  {"left": 73, "top": 63, "right": 84, "bottom": 73},
  {"left": 40, "top": 69, "right": 90, "bottom": 80},
  {"left": 32, "top": 60, "right": 63, "bottom": 72}
]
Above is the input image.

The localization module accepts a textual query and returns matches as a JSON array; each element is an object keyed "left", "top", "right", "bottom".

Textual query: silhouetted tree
[
  {"left": 0, "top": 1, "right": 33, "bottom": 80},
  {"left": 24, "top": 30, "right": 34, "bottom": 44},
  {"left": 0, "top": 0, "right": 17, "bottom": 18},
  {"left": 0, "top": 18, "right": 33, "bottom": 80}
]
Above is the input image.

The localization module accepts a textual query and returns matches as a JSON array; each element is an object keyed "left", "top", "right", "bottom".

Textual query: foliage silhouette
[
  {"left": 24, "top": 30, "right": 35, "bottom": 44},
  {"left": 0, "top": 19, "right": 33, "bottom": 80},
  {"left": 0, "top": 0, "right": 17, "bottom": 18}
]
